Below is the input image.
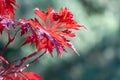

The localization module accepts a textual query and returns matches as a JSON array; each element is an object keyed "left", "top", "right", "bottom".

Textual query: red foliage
[
  {"left": 0, "top": 15, "right": 14, "bottom": 34},
  {"left": 18, "top": 19, "right": 30, "bottom": 36},
  {"left": 0, "top": 0, "right": 83, "bottom": 79},
  {"left": 0, "top": 0, "right": 17, "bottom": 34},
  {"left": 24, "top": 7, "right": 82, "bottom": 56},
  {"left": 1, "top": 72, "right": 43, "bottom": 80},
  {"left": 0, "top": 0, "right": 18, "bottom": 19}
]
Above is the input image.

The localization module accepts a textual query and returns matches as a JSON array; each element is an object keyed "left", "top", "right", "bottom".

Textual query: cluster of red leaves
[
  {"left": 0, "top": 0, "right": 83, "bottom": 80},
  {"left": 0, "top": 15, "right": 14, "bottom": 34},
  {"left": 0, "top": 56, "right": 43, "bottom": 80},
  {"left": 0, "top": 0, "right": 43, "bottom": 80},
  {"left": 0, "top": 0, "right": 18, "bottom": 19},
  {"left": 0, "top": 0, "right": 17, "bottom": 34},
  {"left": 1, "top": 72, "right": 43, "bottom": 80},
  {"left": 19, "top": 8, "right": 82, "bottom": 57}
]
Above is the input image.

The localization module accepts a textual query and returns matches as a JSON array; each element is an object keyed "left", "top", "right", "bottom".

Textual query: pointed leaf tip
[
  {"left": 74, "top": 49, "right": 80, "bottom": 56},
  {"left": 34, "top": 8, "right": 39, "bottom": 11}
]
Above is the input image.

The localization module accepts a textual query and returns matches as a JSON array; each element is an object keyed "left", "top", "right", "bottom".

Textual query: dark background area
[{"left": 0, "top": 0, "right": 120, "bottom": 80}]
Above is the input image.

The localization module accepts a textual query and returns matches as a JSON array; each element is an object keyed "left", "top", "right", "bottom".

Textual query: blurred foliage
[{"left": 0, "top": 0, "right": 120, "bottom": 80}]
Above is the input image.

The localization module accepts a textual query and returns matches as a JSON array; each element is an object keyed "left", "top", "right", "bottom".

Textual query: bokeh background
[{"left": 0, "top": 0, "right": 120, "bottom": 80}]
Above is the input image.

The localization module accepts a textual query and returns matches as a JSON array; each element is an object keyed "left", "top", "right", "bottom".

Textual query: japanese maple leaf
[
  {"left": 0, "top": 15, "right": 14, "bottom": 34},
  {"left": 18, "top": 19, "right": 30, "bottom": 36},
  {"left": 1, "top": 72, "right": 43, "bottom": 80},
  {"left": 0, "top": 0, "right": 17, "bottom": 34},
  {"left": 24, "top": 8, "right": 82, "bottom": 57},
  {"left": 0, "top": 0, "right": 18, "bottom": 19}
]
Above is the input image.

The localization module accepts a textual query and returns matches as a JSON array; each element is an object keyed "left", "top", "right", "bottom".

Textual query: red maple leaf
[
  {"left": 23, "top": 7, "right": 82, "bottom": 57},
  {"left": 0, "top": 0, "right": 18, "bottom": 19},
  {"left": 23, "top": 72, "right": 43, "bottom": 80},
  {"left": 0, "top": 0, "right": 18, "bottom": 34},
  {"left": 1, "top": 72, "right": 43, "bottom": 80},
  {"left": 18, "top": 19, "right": 30, "bottom": 36},
  {"left": 0, "top": 15, "right": 15, "bottom": 34}
]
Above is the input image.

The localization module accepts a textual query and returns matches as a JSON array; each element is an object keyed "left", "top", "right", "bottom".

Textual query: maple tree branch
[
  {"left": 0, "top": 28, "right": 20, "bottom": 56},
  {"left": 11, "top": 51, "right": 39, "bottom": 66},
  {"left": 28, "top": 51, "right": 46, "bottom": 65},
  {"left": 22, "top": 51, "right": 46, "bottom": 70},
  {"left": 8, "top": 51, "right": 46, "bottom": 73},
  {"left": 20, "top": 51, "right": 38, "bottom": 65},
  {"left": 0, "top": 40, "right": 11, "bottom": 56}
]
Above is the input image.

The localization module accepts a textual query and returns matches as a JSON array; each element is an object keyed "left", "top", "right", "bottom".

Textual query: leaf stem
[{"left": 0, "top": 28, "right": 20, "bottom": 56}]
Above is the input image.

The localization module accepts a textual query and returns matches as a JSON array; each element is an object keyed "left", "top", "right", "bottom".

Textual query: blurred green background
[{"left": 0, "top": 0, "right": 120, "bottom": 80}]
